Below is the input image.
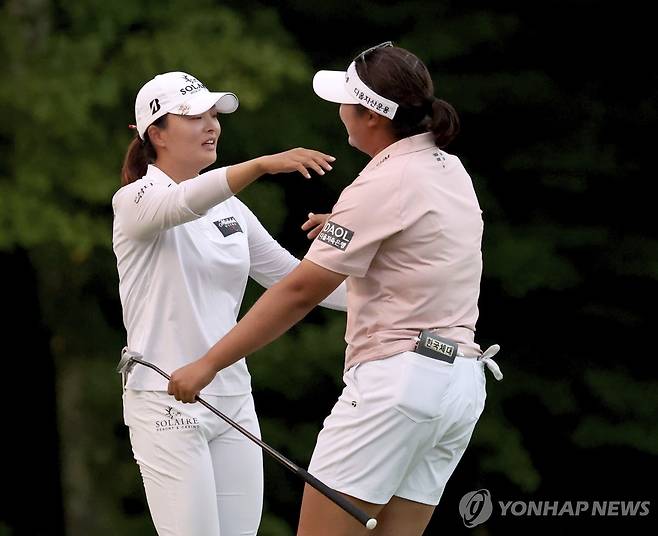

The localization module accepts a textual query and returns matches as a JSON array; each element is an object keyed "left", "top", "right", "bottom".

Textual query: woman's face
[
  {"left": 339, "top": 104, "right": 369, "bottom": 153},
  {"left": 154, "top": 108, "right": 221, "bottom": 173}
]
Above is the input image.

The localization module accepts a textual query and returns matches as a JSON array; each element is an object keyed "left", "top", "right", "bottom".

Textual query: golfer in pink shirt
[{"left": 168, "top": 43, "right": 502, "bottom": 536}]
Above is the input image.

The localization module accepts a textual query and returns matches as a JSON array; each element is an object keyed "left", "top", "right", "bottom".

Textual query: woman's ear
[
  {"left": 366, "top": 110, "right": 385, "bottom": 128},
  {"left": 147, "top": 124, "right": 166, "bottom": 148}
]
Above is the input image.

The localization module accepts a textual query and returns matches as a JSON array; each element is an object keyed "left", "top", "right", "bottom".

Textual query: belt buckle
[{"left": 414, "top": 329, "right": 458, "bottom": 364}]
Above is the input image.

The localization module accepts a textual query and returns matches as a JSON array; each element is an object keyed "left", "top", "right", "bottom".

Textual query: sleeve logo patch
[
  {"left": 134, "top": 182, "right": 154, "bottom": 204},
  {"left": 317, "top": 222, "right": 354, "bottom": 251},
  {"left": 213, "top": 217, "right": 243, "bottom": 237}
]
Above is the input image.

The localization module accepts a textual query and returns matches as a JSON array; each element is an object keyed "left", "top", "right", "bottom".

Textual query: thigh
[
  {"left": 208, "top": 394, "right": 264, "bottom": 536},
  {"left": 124, "top": 390, "right": 220, "bottom": 536}
]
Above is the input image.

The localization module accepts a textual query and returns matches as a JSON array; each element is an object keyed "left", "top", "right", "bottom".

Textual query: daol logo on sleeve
[{"left": 318, "top": 221, "right": 354, "bottom": 251}]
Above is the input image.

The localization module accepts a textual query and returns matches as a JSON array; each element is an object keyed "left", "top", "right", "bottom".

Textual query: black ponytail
[
  {"left": 427, "top": 98, "right": 460, "bottom": 148},
  {"left": 120, "top": 115, "right": 167, "bottom": 186}
]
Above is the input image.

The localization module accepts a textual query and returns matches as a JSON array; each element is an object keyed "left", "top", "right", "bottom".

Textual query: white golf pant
[{"left": 123, "top": 390, "right": 263, "bottom": 536}]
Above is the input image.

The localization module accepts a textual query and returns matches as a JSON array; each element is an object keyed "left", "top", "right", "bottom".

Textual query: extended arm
[
  {"left": 168, "top": 260, "right": 346, "bottom": 402},
  {"left": 114, "top": 149, "right": 334, "bottom": 241}
]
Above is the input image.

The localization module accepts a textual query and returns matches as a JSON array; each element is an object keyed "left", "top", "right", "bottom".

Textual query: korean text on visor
[{"left": 345, "top": 62, "right": 399, "bottom": 120}]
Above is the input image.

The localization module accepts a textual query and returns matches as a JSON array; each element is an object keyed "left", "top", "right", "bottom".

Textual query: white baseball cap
[
  {"left": 135, "top": 71, "right": 239, "bottom": 139},
  {"left": 313, "top": 57, "right": 399, "bottom": 120}
]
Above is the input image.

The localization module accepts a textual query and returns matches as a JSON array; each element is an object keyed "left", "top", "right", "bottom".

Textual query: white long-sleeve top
[{"left": 112, "top": 164, "right": 346, "bottom": 395}]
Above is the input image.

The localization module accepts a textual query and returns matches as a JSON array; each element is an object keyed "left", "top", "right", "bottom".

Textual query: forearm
[
  {"left": 183, "top": 167, "right": 233, "bottom": 215},
  {"left": 226, "top": 157, "right": 268, "bottom": 195}
]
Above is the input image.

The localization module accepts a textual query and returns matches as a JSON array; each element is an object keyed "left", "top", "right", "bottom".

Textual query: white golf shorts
[
  {"left": 123, "top": 390, "right": 263, "bottom": 536},
  {"left": 308, "top": 351, "right": 486, "bottom": 505}
]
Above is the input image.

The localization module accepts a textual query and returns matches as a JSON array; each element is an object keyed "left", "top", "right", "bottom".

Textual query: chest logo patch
[
  {"left": 213, "top": 217, "right": 243, "bottom": 237},
  {"left": 317, "top": 221, "right": 354, "bottom": 251}
]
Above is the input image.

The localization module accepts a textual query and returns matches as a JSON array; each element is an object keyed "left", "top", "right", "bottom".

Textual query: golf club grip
[{"left": 296, "top": 466, "right": 376, "bottom": 529}]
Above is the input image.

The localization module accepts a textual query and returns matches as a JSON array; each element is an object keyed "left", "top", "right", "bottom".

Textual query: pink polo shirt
[{"left": 305, "top": 133, "right": 484, "bottom": 371}]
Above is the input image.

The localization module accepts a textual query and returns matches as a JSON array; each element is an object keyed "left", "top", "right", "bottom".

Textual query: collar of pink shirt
[{"left": 360, "top": 132, "right": 437, "bottom": 175}]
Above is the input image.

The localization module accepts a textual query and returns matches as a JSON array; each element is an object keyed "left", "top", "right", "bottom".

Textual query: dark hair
[
  {"left": 120, "top": 115, "right": 168, "bottom": 186},
  {"left": 354, "top": 46, "right": 459, "bottom": 148}
]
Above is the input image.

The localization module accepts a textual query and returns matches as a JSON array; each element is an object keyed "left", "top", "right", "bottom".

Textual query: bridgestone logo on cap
[
  {"left": 317, "top": 222, "right": 354, "bottom": 251},
  {"left": 149, "top": 98, "right": 161, "bottom": 114}
]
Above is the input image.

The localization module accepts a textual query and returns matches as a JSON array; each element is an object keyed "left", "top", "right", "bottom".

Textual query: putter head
[{"left": 117, "top": 347, "right": 142, "bottom": 375}]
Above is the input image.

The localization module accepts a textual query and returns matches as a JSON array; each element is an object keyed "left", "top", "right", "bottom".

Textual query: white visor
[{"left": 312, "top": 61, "right": 398, "bottom": 119}]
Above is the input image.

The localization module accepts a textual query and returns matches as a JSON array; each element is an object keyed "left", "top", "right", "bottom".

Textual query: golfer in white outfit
[{"left": 113, "top": 71, "right": 345, "bottom": 536}]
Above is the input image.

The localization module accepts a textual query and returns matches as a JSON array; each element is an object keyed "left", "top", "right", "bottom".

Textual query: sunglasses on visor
[{"left": 353, "top": 41, "right": 394, "bottom": 64}]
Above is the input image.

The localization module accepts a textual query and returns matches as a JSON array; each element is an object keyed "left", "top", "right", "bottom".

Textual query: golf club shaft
[{"left": 129, "top": 358, "right": 376, "bottom": 529}]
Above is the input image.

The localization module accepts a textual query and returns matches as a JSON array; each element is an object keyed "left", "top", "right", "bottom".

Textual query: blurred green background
[{"left": 1, "top": 0, "right": 655, "bottom": 534}]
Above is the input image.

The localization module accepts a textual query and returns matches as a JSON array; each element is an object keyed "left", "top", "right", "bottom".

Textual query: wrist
[
  {"left": 201, "top": 353, "right": 220, "bottom": 373},
  {"left": 255, "top": 155, "right": 271, "bottom": 175}
]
